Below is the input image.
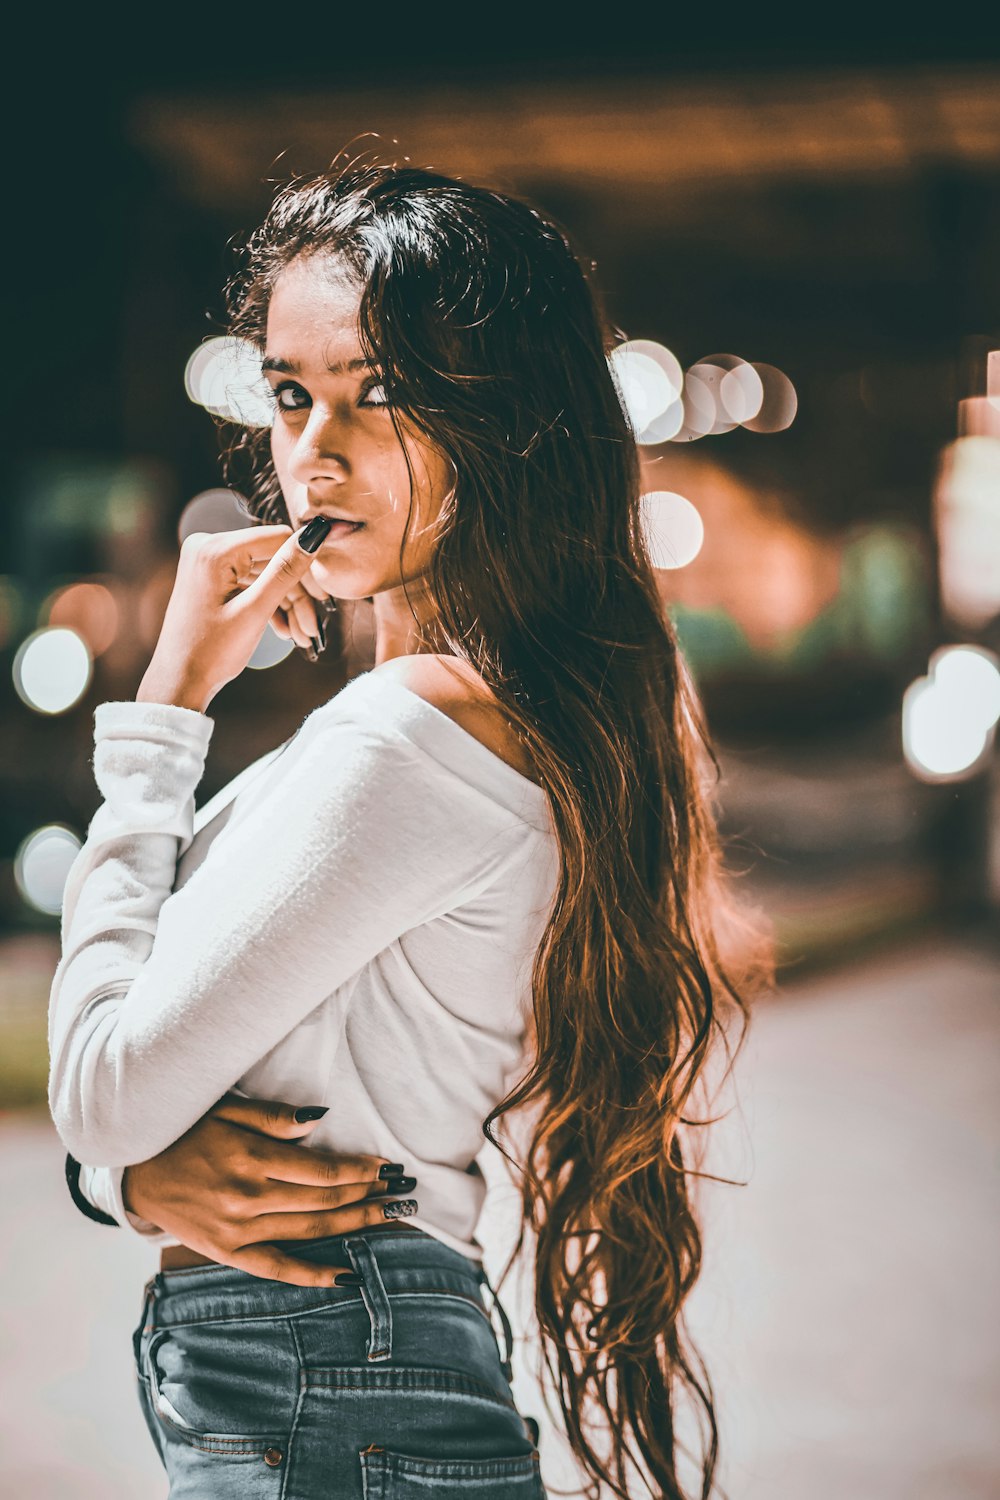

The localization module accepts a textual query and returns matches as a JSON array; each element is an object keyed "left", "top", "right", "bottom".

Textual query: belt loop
[
  {"left": 478, "top": 1264, "right": 515, "bottom": 1384},
  {"left": 344, "top": 1237, "right": 393, "bottom": 1361},
  {"left": 133, "top": 1274, "right": 160, "bottom": 1369}
]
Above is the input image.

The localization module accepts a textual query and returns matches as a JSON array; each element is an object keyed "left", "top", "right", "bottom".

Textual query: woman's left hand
[{"left": 138, "top": 521, "right": 332, "bottom": 713}]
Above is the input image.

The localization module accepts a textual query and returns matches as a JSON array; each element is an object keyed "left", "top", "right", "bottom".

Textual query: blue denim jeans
[{"left": 132, "top": 1226, "right": 546, "bottom": 1497}]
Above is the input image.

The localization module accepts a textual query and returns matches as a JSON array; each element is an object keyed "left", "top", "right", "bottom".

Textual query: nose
[{"left": 286, "top": 404, "right": 351, "bottom": 491}]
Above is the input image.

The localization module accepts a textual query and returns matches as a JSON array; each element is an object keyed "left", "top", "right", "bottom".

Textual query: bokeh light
[
  {"left": 13, "top": 627, "right": 93, "bottom": 715},
  {"left": 178, "top": 488, "right": 255, "bottom": 542},
  {"left": 934, "top": 435, "right": 1000, "bottom": 629},
  {"left": 248, "top": 622, "right": 297, "bottom": 670},
  {"left": 929, "top": 645, "right": 1000, "bottom": 733},
  {"left": 686, "top": 361, "right": 739, "bottom": 436},
  {"left": 45, "top": 581, "right": 120, "bottom": 657},
  {"left": 639, "top": 491, "right": 705, "bottom": 569},
  {"left": 608, "top": 340, "right": 683, "bottom": 438},
  {"left": 184, "top": 337, "right": 273, "bottom": 426},
  {"left": 637, "top": 398, "right": 685, "bottom": 443},
  {"left": 671, "top": 369, "right": 717, "bottom": 442},
  {"left": 720, "top": 361, "right": 765, "bottom": 423},
  {"left": 742, "top": 363, "right": 798, "bottom": 433},
  {"left": 14, "top": 824, "right": 82, "bottom": 917},
  {"left": 690, "top": 354, "right": 766, "bottom": 431},
  {"left": 611, "top": 345, "right": 793, "bottom": 444},
  {"left": 902, "top": 646, "right": 1000, "bottom": 780}
]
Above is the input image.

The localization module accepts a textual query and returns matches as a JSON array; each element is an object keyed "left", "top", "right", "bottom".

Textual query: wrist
[
  {"left": 121, "top": 1165, "right": 135, "bottom": 1216},
  {"left": 136, "top": 668, "right": 213, "bottom": 714}
]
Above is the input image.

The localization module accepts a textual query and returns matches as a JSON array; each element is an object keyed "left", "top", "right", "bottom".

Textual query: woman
[{"left": 50, "top": 158, "right": 771, "bottom": 1500}]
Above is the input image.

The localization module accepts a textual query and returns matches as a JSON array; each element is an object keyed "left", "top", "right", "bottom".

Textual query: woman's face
[{"left": 263, "top": 252, "right": 453, "bottom": 603}]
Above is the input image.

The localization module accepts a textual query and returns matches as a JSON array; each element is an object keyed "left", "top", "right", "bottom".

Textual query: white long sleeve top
[{"left": 48, "top": 666, "right": 558, "bottom": 1263}]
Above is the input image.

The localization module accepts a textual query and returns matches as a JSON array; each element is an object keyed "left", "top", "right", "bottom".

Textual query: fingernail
[
  {"left": 315, "top": 616, "right": 326, "bottom": 650},
  {"left": 382, "top": 1174, "right": 417, "bottom": 1193},
  {"left": 294, "top": 1106, "right": 329, "bottom": 1122},
  {"left": 298, "top": 516, "right": 334, "bottom": 553},
  {"left": 378, "top": 1162, "right": 406, "bottom": 1179},
  {"left": 334, "top": 1271, "right": 365, "bottom": 1287},
  {"left": 383, "top": 1199, "right": 417, "bottom": 1220},
  {"left": 307, "top": 639, "right": 320, "bottom": 661}
]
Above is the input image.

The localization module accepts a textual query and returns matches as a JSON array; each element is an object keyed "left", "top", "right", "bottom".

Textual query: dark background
[
  {"left": 3, "top": 19, "right": 999, "bottom": 948},
  {"left": 9, "top": 22, "right": 1000, "bottom": 500}
]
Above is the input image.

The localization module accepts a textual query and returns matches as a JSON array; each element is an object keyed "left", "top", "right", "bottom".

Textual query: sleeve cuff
[
  {"left": 65, "top": 1154, "right": 119, "bottom": 1226},
  {"left": 94, "top": 698, "right": 215, "bottom": 745},
  {"left": 89, "top": 699, "right": 216, "bottom": 845},
  {"left": 70, "top": 1158, "right": 174, "bottom": 1242},
  {"left": 103, "top": 1166, "right": 173, "bottom": 1241}
]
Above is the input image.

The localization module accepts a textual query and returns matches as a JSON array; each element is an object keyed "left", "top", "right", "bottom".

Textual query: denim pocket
[
  {"left": 359, "top": 1443, "right": 545, "bottom": 1496},
  {"left": 143, "top": 1327, "right": 284, "bottom": 1459}
]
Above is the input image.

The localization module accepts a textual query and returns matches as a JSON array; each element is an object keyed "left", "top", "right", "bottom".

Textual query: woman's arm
[
  {"left": 64, "top": 1097, "right": 410, "bottom": 1284},
  {"left": 48, "top": 693, "right": 520, "bottom": 1167}
]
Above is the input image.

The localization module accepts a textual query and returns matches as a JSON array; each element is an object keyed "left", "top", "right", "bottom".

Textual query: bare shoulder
[{"left": 372, "top": 654, "right": 540, "bottom": 786}]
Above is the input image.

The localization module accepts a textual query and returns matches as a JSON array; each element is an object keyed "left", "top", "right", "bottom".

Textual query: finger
[
  {"left": 244, "top": 1196, "right": 417, "bottom": 1243},
  {"left": 234, "top": 525, "right": 332, "bottom": 620},
  {"left": 247, "top": 557, "right": 333, "bottom": 615},
  {"left": 252, "top": 1146, "right": 401, "bottom": 1190},
  {"left": 187, "top": 526, "right": 294, "bottom": 577},
  {"left": 208, "top": 1096, "right": 401, "bottom": 1180},
  {"left": 211, "top": 1094, "right": 329, "bottom": 1137},
  {"left": 249, "top": 560, "right": 329, "bottom": 599},
  {"left": 242, "top": 1178, "right": 396, "bottom": 1216},
  {"left": 225, "top": 1246, "right": 356, "bottom": 1288},
  {"left": 276, "top": 603, "right": 312, "bottom": 651},
  {"left": 283, "top": 589, "right": 321, "bottom": 645}
]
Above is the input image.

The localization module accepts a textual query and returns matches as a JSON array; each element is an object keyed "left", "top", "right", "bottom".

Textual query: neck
[{"left": 371, "top": 583, "right": 451, "bottom": 665}]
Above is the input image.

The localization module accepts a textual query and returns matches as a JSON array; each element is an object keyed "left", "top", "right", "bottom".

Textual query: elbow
[
  {"left": 51, "top": 1115, "right": 154, "bottom": 1170},
  {"left": 48, "top": 1066, "right": 160, "bottom": 1169},
  {"left": 49, "top": 1096, "right": 130, "bottom": 1168}
]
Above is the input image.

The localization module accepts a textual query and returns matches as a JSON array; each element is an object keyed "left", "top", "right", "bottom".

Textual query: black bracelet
[{"left": 64, "top": 1153, "right": 120, "bottom": 1226}]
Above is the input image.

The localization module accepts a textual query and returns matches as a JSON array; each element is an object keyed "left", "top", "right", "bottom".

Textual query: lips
[{"left": 320, "top": 519, "right": 365, "bottom": 541}]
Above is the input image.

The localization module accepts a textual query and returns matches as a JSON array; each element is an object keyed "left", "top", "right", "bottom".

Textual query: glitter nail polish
[{"left": 383, "top": 1199, "right": 418, "bottom": 1220}]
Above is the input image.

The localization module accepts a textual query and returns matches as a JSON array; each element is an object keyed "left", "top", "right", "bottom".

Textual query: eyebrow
[{"left": 261, "top": 356, "right": 376, "bottom": 375}]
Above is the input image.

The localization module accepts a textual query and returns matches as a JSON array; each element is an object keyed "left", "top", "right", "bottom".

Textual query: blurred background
[{"left": 2, "top": 24, "right": 998, "bottom": 1499}]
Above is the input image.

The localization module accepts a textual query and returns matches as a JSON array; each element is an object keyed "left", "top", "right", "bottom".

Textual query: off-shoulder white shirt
[{"left": 48, "top": 667, "right": 558, "bottom": 1263}]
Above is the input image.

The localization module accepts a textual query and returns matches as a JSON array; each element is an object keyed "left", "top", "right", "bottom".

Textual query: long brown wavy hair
[{"left": 221, "top": 151, "right": 775, "bottom": 1500}]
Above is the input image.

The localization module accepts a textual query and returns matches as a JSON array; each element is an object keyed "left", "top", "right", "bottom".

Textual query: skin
[
  {"left": 123, "top": 253, "right": 472, "bottom": 1285},
  {"left": 263, "top": 252, "right": 456, "bottom": 664}
]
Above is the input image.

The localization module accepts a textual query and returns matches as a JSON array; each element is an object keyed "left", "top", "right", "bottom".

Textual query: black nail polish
[
  {"left": 383, "top": 1198, "right": 418, "bottom": 1220},
  {"left": 334, "top": 1271, "right": 364, "bottom": 1287},
  {"left": 378, "top": 1162, "right": 406, "bottom": 1179},
  {"left": 315, "top": 616, "right": 326, "bottom": 650},
  {"left": 298, "top": 516, "right": 334, "bottom": 553},
  {"left": 382, "top": 1174, "right": 417, "bottom": 1193},
  {"left": 294, "top": 1106, "right": 329, "bottom": 1122}
]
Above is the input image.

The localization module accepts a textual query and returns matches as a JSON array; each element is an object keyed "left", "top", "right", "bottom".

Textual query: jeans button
[{"left": 263, "top": 1447, "right": 283, "bottom": 1467}]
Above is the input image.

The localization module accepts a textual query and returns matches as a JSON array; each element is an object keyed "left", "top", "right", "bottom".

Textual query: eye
[
  {"left": 359, "top": 380, "right": 389, "bottom": 408},
  {"left": 272, "top": 381, "right": 310, "bottom": 411}
]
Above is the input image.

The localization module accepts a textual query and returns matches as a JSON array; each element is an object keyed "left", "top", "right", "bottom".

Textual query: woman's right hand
[{"left": 121, "top": 1094, "right": 415, "bottom": 1286}]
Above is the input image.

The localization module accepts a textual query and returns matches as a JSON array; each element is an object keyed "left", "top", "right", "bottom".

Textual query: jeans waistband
[{"left": 140, "top": 1227, "right": 515, "bottom": 1382}]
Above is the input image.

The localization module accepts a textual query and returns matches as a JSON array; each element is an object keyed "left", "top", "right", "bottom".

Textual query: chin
[{"left": 308, "top": 562, "right": 378, "bottom": 601}]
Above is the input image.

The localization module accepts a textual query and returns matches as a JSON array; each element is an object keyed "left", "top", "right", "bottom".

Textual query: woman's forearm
[
  {"left": 47, "top": 699, "right": 216, "bottom": 1164},
  {"left": 136, "top": 669, "right": 212, "bottom": 715}
]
